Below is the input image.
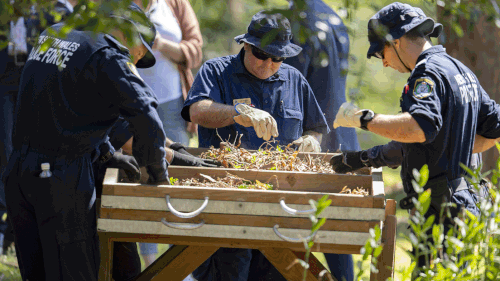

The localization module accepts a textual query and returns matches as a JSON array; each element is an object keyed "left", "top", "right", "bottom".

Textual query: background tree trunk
[{"left": 437, "top": 3, "right": 500, "bottom": 173}]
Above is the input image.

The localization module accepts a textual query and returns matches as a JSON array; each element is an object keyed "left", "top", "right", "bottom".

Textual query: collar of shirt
[
  {"left": 415, "top": 45, "right": 446, "bottom": 66},
  {"left": 57, "top": 0, "right": 74, "bottom": 14},
  {"left": 233, "top": 48, "right": 288, "bottom": 82}
]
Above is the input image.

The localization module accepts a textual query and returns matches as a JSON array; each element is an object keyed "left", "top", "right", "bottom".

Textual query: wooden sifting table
[{"left": 97, "top": 149, "right": 396, "bottom": 281}]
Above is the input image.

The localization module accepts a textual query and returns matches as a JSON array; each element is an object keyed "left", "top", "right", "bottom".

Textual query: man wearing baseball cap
[
  {"left": 331, "top": 2, "right": 500, "bottom": 268},
  {"left": 182, "top": 11, "right": 329, "bottom": 280},
  {"left": 4, "top": 1, "right": 171, "bottom": 280}
]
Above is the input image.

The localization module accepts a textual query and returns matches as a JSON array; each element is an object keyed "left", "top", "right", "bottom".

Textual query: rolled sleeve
[
  {"left": 301, "top": 78, "right": 330, "bottom": 136},
  {"left": 401, "top": 76, "right": 442, "bottom": 143},
  {"left": 181, "top": 62, "right": 222, "bottom": 122},
  {"left": 97, "top": 50, "right": 166, "bottom": 166}
]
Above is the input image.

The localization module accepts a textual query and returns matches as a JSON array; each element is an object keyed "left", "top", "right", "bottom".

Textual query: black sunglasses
[{"left": 251, "top": 46, "right": 285, "bottom": 63}]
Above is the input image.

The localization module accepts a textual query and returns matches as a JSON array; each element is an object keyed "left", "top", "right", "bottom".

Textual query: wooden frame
[{"left": 98, "top": 149, "right": 396, "bottom": 281}]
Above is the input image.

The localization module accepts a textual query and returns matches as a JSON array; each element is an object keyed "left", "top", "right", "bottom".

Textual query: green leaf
[
  {"left": 307, "top": 240, "right": 314, "bottom": 249},
  {"left": 418, "top": 164, "right": 429, "bottom": 187},
  {"left": 452, "top": 21, "right": 464, "bottom": 37},
  {"left": 311, "top": 218, "right": 326, "bottom": 233},
  {"left": 372, "top": 245, "right": 383, "bottom": 258},
  {"left": 418, "top": 189, "right": 432, "bottom": 214},
  {"left": 423, "top": 214, "right": 435, "bottom": 232}
]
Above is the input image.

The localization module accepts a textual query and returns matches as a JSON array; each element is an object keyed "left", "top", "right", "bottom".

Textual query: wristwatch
[
  {"left": 360, "top": 110, "right": 375, "bottom": 131},
  {"left": 360, "top": 150, "right": 371, "bottom": 167}
]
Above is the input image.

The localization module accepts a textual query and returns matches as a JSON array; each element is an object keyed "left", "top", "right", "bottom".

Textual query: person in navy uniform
[
  {"left": 285, "top": 1, "right": 359, "bottom": 279},
  {"left": 331, "top": 2, "right": 500, "bottom": 266},
  {"left": 182, "top": 11, "right": 329, "bottom": 281},
  {"left": 3, "top": 2, "right": 171, "bottom": 280}
]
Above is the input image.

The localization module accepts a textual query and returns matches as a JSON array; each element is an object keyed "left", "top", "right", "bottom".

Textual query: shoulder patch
[
  {"left": 126, "top": 62, "right": 143, "bottom": 81},
  {"left": 413, "top": 78, "right": 434, "bottom": 99}
]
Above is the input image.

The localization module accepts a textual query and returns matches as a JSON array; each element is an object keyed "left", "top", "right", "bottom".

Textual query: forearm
[
  {"left": 189, "top": 99, "right": 238, "bottom": 128},
  {"left": 154, "top": 37, "right": 186, "bottom": 64},
  {"left": 303, "top": 130, "right": 322, "bottom": 144},
  {"left": 473, "top": 134, "right": 500, "bottom": 153},
  {"left": 367, "top": 113, "right": 426, "bottom": 143}
]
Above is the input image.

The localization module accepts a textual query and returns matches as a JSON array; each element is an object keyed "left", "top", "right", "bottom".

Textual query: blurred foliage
[{"left": 1, "top": 0, "right": 499, "bottom": 147}]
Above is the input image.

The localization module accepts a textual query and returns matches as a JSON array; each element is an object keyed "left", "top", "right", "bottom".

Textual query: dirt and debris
[
  {"left": 199, "top": 137, "right": 336, "bottom": 173},
  {"left": 171, "top": 172, "right": 275, "bottom": 190},
  {"left": 339, "top": 185, "right": 370, "bottom": 196}
]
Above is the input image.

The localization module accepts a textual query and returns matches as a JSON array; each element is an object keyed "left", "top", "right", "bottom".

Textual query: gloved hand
[
  {"left": 330, "top": 151, "right": 371, "bottom": 174},
  {"left": 169, "top": 142, "right": 222, "bottom": 167},
  {"left": 104, "top": 152, "right": 141, "bottom": 182},
  {"left": 233, "top": 103, "right": 279, "bottom": 141},
  {"left": 146, "top": 159, "right": 170, "bottom": 185},
  {"left": 169, "top": 142, "right": 191, "bottom": 156},
  {"left": 292, "top": 135, "right": 321, "bottom": 153},
  {"left": 333, "top": 102, "right": 364, "bottom": 129}
]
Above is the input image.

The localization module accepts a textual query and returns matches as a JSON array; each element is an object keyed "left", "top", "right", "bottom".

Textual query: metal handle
[
  {"left": 161, "top": 218, "right": 205, "bottom": 230},
  {"left": 166, "top": 195, "right": 209, "bottom": 218},
  {"left": 279, "top": 199, "right": 316, "bottom": 215},
  {"left": 273, "top": 225, "right": 316, "bottom": 243}
]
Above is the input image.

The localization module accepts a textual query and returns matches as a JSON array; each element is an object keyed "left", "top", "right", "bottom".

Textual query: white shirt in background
[{"left": 139, "top": 0, "right": 183, "bottom": 104}]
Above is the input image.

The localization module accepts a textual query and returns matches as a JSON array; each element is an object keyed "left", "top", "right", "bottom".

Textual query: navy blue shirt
[
  {"left": 182, "top": 49, "right": 329, "bottom": 150},
  {"left": 13, "top": 23, "right": 167, "bottom": 166},
  {"left": 286, "top": 0, "right": 360, "bottom": 151},
  {"left": 395, "top": 46, "right": 500, "bottom": 186}
]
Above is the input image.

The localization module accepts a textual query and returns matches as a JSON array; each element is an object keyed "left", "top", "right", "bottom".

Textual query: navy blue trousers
[{"left": 5, "top": 148, "right": 100, "bottom": 281}]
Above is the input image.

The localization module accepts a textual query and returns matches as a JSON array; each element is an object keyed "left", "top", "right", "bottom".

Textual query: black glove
[
  {"left": 105, "top": 153, "right": 141, "bottom": 182},
  {"left": 171, "top": 151, "right": 221, "bottom": 167},
  {"left": 169, "top": 142, "right": 221, "bottom": 167},
  {"left": 146, "top": 159, "right": 170, "bottom": 185},
  {"left": 169, "top": 142, "right": 190, "bottom": 156},
  {"left": 330, "top": 151, "right": 370, "bottom": 174}
]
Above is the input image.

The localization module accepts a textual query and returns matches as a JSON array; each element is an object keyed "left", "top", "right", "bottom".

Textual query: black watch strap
[
  {"left": 99, "top": 151, "right": 114, "bottom": 164},
  {"left": 360, "top": 150, "right": 371, "bottom": 167},
  {"left": 360, "top": 110, "right": 375, "bottom": 131}
]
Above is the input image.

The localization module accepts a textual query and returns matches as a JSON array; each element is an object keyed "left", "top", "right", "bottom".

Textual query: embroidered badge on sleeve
[
  {"left": 413, "top": 78, "right": 434, "bottom": 99},
  {"left": 126, "top": 62, "right": 143, "bottom": 81}
]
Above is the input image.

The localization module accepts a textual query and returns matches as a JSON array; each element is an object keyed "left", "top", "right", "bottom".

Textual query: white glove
[
  {"left": 333, "top": 102, "right": 364, "bottom": 129},
  {"left": 292, "top": 135, "right": 321, "bottom": 153},
  {"left": 233, "top": 103, "right": 279, "bottom": 141}
]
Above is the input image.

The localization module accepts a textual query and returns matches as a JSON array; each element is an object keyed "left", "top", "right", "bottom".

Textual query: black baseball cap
[
  {"left": 111, "top": 2, "right": 156, "bottom": 68},
  {"left": 367, "top": 2, "right": 443, "bottom": 59}
]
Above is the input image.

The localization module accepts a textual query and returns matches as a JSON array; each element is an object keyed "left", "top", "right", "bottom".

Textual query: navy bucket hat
[
  {"left": 112, "top": 3, "right": 156, "bottom": 68},
  {"left": 234, "top": 11, "right": 302, "bottom": 58},
  {"left": 367, "top": 2, "right": 443, "bottom": 59}
]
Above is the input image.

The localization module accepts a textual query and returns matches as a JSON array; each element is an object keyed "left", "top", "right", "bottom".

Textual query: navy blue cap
[
  {"left": 234, "top": 11, "right": 302, "bottom": 58},
  {"left": 367, "top": 2, "right": 443, "bottom": 59},
  {"left": 112, "top": 3, "right": 156, "bottom": 68}
]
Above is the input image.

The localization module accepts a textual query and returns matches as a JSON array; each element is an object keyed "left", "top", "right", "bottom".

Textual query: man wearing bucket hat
[
  {"left": 331, "top": 2, "right": 500, "bottom": 266},
  {"left": 3, "top": 1, "right": 171, "bottom": 280},
  {"left": 182, "top": 11, "right": 329, "bottom": 281},
  {"left": 182, "top": 11, "right": 328, "bottom": 154}
]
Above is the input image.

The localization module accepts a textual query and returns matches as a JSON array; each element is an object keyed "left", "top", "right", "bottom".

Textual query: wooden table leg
[
  {"left": 133, "top": 245, "right": 219, "bottom": 281},
  {"left": 98, "top": 232, "right": 113, "bottom": 281},
  {"left": 371, "top": 199, "right": 397, "bottom": 281},
  {"left": 260, "top": 248, "right": 323, "bottom": 281}
]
